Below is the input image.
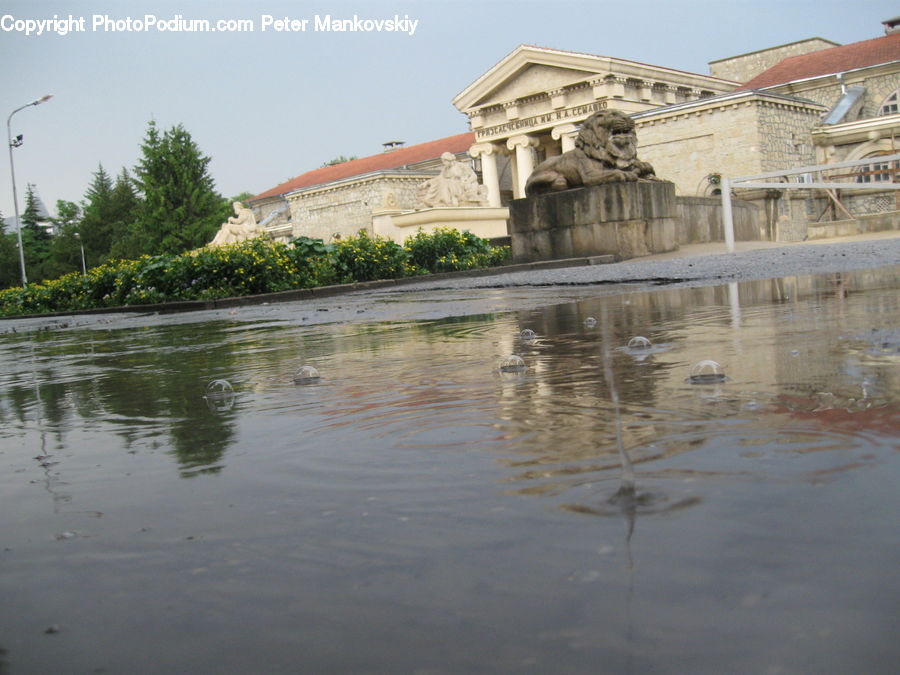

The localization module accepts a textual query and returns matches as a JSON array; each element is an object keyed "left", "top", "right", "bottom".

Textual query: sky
[{"left": 1, "top": 0, "right": 897, "bottom": 220}]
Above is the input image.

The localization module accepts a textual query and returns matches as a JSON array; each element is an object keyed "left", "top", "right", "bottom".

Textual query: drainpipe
[{"left": 836, "top": 72, "right": 846, "bottom": 95}]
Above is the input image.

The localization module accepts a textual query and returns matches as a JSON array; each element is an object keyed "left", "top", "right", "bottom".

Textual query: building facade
[{"left": 251, "top": 19, "right": 900, "bottom": 245}]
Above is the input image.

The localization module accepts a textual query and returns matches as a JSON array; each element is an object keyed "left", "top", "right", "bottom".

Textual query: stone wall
[
  {"left": 775, "top": 70, "right": 899, "bottom": 123},
  {"left": 635, "top": 93, "right": 826, "bottom": 196},
  {"left": 677, "top": 196, "right": 762, "bottom": 243},
  {"left": 286, "top": 174, "right": 430, "bottom": 241},
  {"left": 708, "top": 38, "right": 839, "bottom": 83},
  {"left": 509, "top": 181, "right": 679, "bottom": 262}
]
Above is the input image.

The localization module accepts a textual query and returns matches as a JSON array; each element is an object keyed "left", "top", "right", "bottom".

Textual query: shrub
[
  {"left": 0, "top": 230, "right": 510, "bottom": 317},
  {"left": 330, "top": 231, "right": 411, "bottom": 283},
  {"left": 404, "top": 227, "right": 508, "bottom": 273}
]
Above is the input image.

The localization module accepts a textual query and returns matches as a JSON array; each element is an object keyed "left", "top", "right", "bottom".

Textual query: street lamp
[
  {"left": 7, "top": 94, "right": 53, "bottom": 288},
  {"left": 74, "top": 232, "right": 86, "bottom": 274}
]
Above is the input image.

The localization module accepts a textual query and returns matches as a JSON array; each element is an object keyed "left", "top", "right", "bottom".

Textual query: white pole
[{"left": 720, "top": 176, "right": 735, "bottom": 253}]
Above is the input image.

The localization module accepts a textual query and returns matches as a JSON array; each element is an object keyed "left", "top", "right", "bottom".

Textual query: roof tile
[
  {"left": 252, "top": 132, "right": 475, "bottom": 201},
  {"left": 738, "top": 32, "right": 900, "bottom": 90}
]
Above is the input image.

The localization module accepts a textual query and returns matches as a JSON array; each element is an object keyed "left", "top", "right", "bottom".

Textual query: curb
[{"left": 0, "top": 254, "right": 617, "bottom": 321}]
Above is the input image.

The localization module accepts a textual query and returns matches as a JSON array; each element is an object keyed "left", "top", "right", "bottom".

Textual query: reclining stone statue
[
  {"left": 418, "top": 152, "right": 489, "bottom": 207},
  {"left": 525, "top": 109, "right": 660, "bottom": 196},
  {"left": 209, "top": 201, "right": 265, "bottom": 247}
]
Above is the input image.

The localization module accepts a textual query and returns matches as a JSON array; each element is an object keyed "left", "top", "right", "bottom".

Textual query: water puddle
[{"left": 0, "top": 268, "right": 897, "bottom": 673}]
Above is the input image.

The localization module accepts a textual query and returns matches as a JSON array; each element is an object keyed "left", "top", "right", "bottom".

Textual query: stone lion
[{"left": 524, "top": 109, "right": 659, "bottom": 196}]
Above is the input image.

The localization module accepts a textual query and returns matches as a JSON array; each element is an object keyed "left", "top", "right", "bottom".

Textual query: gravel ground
[
  {"left": 3, "top": 233, "right": 899, "bottom": 334},
  {"left": 409, "top": 232, "right": 900, "bottom": 291}
]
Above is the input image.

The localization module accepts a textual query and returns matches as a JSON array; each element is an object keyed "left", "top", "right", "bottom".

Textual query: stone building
[
  {"left": 452, "top": 45, "right": 737, "bottom": 203},
  {"left": 251, "top": 18, "right": 900, "bottom": 245},
  {"left": 249, "top": 134, "right": 476, "bottom": 242}
]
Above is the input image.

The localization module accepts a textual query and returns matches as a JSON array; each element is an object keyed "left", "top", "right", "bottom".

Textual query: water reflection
[{"left": 0, "top": 269, "right": 898, "bottom": 673}]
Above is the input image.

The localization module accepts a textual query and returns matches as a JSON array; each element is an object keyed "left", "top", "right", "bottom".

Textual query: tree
[
  {"left": 20, "top": 184, "right": 52, "bottom": 282},
  {"left": 129, "top": 120, "right": 231, "bottom": 255},
  {"left": 80, "top": 165, "right": 140, "bottom": 265},
  {"left": 45, "top": 200, "right": 84, "bottom": 278},
  {"left": 78, "top": 164, "right": 114, "bottom": 265},
  {"left": 0, "top": 210, "right": 21, "bottom": 289}
]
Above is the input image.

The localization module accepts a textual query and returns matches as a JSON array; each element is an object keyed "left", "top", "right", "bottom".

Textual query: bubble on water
[
  {"left": 688, "top": 360, "right": 726, "bottom": 384},
  {"left": 293, "top": 365, "right": 321, "bottom": 384},
  {"left": 204, "top": 379, "right": 236, "bottom": 413},
  {"left": 627, "top": 336, "right": 652, "bottom": 350},
  {"left": 583, "top": 317, "right": 597, "bottom": 328},
  {"left": 520, "top": 329, "right": 537, "bottom": 340},
  {"left": 499, "top": 354, "right": 527, "bottom": 373},
  {"left": 204, "top": 379, "right": 234, "bottom": 399}
]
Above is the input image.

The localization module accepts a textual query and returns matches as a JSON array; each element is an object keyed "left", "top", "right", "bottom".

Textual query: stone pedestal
[
  {"left": 509, "top": 181, "right": 679, "bottom": 263},
  {"left": 372, "top": 206, "right": 510, "bottom": 244}
]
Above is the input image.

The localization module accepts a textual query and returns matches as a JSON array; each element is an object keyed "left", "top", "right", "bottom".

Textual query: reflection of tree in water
[{"left": 0, "top": 322, "right": 242, "bottom": 478}]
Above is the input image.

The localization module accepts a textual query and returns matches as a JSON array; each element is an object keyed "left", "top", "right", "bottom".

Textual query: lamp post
[
  {"left": 74, "top": 232, "right": 86, "bottom": 274},
  {"left": 7, "top": 94, "right": 53, "bottom": 288}
]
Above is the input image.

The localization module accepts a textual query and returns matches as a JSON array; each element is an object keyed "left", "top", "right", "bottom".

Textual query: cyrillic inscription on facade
[{"left": 475, "top": 101, "right": 608, "bottom": 140}]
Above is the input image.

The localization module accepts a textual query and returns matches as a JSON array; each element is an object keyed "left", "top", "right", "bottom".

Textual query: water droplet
[
  {"left": 499, "top": 355, "right": 527, "bottom": 373},
  {"left": 689, "top": 360, "right": 726, "bottom": 384},
  {"left": 583, "top": 317, "right": 597, "bottom": 328},
  {"left": 293, "top": 365, "right": 321, "bottom": 384},
  {"left": 204, "top": 379, "right": 234, "bottom": 399},
  {"left": 627, "top": 336, "right": 652, "bottom": 350},
  {"left": 520, "top": 329, "right": 537, "bottom": 340}
]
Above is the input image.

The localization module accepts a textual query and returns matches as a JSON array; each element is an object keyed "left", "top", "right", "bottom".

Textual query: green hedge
[{"left": 0, "top": 228, "right": 510, "bottom": 317}]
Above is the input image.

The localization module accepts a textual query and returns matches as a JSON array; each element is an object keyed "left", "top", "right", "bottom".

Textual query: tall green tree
[
  {"left": 78, "top": 164, "right": 115, "bottom": 265},
  {"left": 129, "top": 120, "right": 230, "bottom": 255},
  {"left": 21, "top": 184, "right": 53, "bottom": 282},
  {"left": 0, "top": 210, "right": 22, "bottom": 289},
  {"left": 81, "top": 165, "right": 140, "bottom": 264},
  {"left": 45, "top": 200, "right": 84, "bottom": 278}
]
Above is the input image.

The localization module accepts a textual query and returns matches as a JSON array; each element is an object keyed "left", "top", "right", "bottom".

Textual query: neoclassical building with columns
[
  {"left": 455, "top": 45, "right": 736, "bottom": 202},
  {"left": 251, "top": 18, "right": 900, "bottom": 244}
]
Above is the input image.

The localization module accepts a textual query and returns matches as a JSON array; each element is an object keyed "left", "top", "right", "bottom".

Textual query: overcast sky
[{"left": 1, "top": 0, "right": 897, "bottom": 219}]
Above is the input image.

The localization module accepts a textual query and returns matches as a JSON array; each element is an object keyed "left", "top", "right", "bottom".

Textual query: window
[
  {"left": 879, "top": 89, "right": 899, "bottom": 115},
  {"left": 856, "top": 153, "right": 898, "bottom": 183}
]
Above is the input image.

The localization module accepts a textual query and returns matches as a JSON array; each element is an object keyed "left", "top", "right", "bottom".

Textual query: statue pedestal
[
  {"left": 372, "top": 206, "right": 510, "bottom": 243},
  {"left": 509, "top": 181, "right": 679, "bottom": 263}
]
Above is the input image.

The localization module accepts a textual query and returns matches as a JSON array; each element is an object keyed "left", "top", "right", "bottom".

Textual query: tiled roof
[
  {"left": 252, "top": 132, "right": 475, "bottom": 201},
  {"left": 738, "top": 32, "right": 900, "bottom": 90}
]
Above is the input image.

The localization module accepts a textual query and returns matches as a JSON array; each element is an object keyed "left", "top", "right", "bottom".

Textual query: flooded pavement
[{"left": 1, "top": 267, "right": 898, "bottom": 674}]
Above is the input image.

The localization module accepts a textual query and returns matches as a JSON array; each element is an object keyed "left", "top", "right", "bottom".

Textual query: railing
[{"left": 720, "top": 153, "right": 900, "bottom": 252}]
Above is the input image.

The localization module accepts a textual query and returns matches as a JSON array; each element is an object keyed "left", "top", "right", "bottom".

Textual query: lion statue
[{"left": 525, "top": 109, "right": 659, "bottom": 196}]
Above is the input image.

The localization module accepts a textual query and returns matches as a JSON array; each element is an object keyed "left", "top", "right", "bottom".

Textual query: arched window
[
  {"left": 879, "top": 88, "right": 900, "bottom": 115},
  {"left": 856, "top": 151, "right": 898, "bottom": 183}
]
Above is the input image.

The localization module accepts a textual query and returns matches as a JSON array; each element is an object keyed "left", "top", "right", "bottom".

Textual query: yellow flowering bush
[{"left": 0, "top": 229, "right": 509, "bottom": 317}]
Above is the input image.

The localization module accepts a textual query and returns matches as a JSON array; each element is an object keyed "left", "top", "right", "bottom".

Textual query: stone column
[
  {"left": 468, "top": 142, "right": 503, "bottom": 207},
  {"left": 552, "top": 124, "right": 579, "bottom": 153},
  {"left": 507, "top": 134, "right": 539, "bottom": 198}
]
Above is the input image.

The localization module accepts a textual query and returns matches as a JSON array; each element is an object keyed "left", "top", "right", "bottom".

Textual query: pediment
[
  {"left": 454, "top": 45, "right": 608, "bottom": 112},
  {"left": 487, "top": 64, "right": 595, "bottom": 106}
]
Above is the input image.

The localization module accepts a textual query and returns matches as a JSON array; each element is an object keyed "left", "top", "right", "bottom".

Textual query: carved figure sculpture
[
  {"left": 209, "top": 202, "right": 264, "bottom": 247},
  {"left": 525, "top": 109, "right": 659, "bottom": 196},
  {"left": 418, "top": 152, "right": 489, "bottom": 207}
]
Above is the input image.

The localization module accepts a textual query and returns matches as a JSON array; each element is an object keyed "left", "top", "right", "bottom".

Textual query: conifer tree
[
  {"left": 20, "top": 184, "right": 52, "bottom": 281},
  {"left": 130, "top": 120, "right": 230, "bottom": 255},
  {"left": 0, "top": 210, "right": 21, "bottom": 289},
  {"left": 78, "top": 164, "right": 114, "bottom": 264},
  {"left": 80, "top": 165, "right": 140, "bottom": 265},
  {"left": 44, "top": 200, "right": 84, "bottom": 279}
]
